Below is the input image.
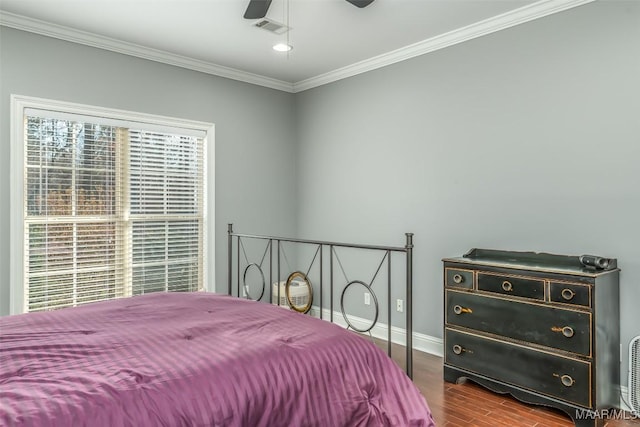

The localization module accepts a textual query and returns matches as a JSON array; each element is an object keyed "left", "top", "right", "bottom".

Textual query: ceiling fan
[{"left": 244, "top": 0, "right": 375, "bottom": 20}]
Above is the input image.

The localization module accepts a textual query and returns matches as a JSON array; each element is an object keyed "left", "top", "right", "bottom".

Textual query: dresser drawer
[
  {"left": 445, "top": 268, "right": 473, "bottom": 289},
  {"left": 445, "top": 329, "right": 591, "bottom": 407},
  {"left": 549, "top": 281, "right": 591, "bottom": 308},
  {"left": 446, "top": 291, "right": 591, "bottom": 356},
  {"left": 477, "top": 272, "right": 544, "bottom": 300}
]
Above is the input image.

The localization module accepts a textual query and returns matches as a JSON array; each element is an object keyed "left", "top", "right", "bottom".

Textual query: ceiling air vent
[{"left": 253, "top": 18, "right": 290, "bottom": 35}]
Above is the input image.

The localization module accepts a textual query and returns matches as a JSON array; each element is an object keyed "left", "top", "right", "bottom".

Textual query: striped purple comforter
[{"left": 0, "top": 292, "right": 434, "bottom": 426}]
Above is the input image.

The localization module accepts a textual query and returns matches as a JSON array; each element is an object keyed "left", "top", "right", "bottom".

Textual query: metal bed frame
[{"left": 227, "top": 224, "right": 415, "bottom": 379}]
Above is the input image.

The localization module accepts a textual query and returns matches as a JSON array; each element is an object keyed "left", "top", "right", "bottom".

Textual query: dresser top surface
[{"left": 442, "top": 248, "right": 619, "bottom": 277}]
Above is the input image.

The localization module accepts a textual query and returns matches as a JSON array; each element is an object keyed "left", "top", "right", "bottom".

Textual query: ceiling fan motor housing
[{"left": 244, "top": 0, "right": 374, "bottom": 20}]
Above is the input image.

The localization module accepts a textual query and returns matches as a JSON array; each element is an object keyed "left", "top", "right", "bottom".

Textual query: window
[{"left": 10, "top": 96, "right": 213, "bottom": 314}]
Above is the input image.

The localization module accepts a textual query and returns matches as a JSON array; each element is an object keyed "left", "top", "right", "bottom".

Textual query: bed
[{"left": 1, "top": 227, "right": 434, "bottom": 426}]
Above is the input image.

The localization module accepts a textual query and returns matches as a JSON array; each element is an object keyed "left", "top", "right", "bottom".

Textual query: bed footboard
[{"left": 227, "top": 224, "right": 415, "bottom": 378}]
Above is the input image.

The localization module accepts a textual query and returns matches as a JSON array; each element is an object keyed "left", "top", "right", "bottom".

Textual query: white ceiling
[{"left": 0, "top": 0, "right": 592, "bottom": 92}]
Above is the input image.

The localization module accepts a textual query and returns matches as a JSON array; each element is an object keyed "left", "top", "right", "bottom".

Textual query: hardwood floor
[{"left": 386, "top": 345, "right": 640, "bottom": 427}]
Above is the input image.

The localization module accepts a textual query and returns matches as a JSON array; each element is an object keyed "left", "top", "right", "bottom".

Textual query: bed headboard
[{"left": 227, "top": 224, "right": 415, "bottom": 378}]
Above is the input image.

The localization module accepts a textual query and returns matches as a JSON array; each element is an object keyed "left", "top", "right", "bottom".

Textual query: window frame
[{"left": 10, "top": 94, "right": 215, "bottom": 315}]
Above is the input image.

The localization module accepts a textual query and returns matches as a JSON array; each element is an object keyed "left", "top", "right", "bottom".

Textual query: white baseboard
[{"left": 309, "top": 306, "right": 443, "bottom": 358}]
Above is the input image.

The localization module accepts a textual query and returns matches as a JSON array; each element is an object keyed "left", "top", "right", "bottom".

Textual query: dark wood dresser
[{"left": 443, "top": 249, "right": 620, "bottom": 427}]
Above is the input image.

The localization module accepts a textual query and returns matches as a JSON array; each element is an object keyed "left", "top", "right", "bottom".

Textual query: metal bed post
[
  {"left": 269, "top": 239, "right": 273, "bottom": 304},
  {"left": 277, "top": 240, "right": 281, "bottom": 306},
  {"left": 330, "top": 245, "right": 334, "bottom": 323},
  {"left": 228, "top": 224, "right": 233, "bottom": 295},
  {"left": 387, "top": 251, "right": 392, "bottom": 357},
  {"left": 319, "top": 245, "right": 323, "bottom": 320},
  {"left": 405, "top": 233, "right": 414, "bottom": 380}
]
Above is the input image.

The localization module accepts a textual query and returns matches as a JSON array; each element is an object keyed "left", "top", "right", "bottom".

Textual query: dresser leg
[{"left": 443, "top": 365, "right": 462, "bottom": 384}]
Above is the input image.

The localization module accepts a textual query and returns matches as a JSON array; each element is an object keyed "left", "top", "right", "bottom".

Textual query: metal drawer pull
[
  {"left": 551, "top": 326, "right": 575, "bottom": 338},
  {"left": 560, "top": 375, "right": 575, "bottom": 387},
  {"left": 452, "top": 274, "right": 464, "bottom": 284},
  {"left": 501, "top": 281, "right": 513, "bottom": 292},
  {"left": 452, "top": 344, "right": 464, "bottom": 355},
  {"left": 561, "top": 288, "right": 575, "bottom": 300},
  {"left": 453, "top": 305, "right": 473, "bottom": 315}
]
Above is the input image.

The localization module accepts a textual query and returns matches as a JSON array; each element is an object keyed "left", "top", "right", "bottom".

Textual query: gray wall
[
  {"left": 294, "top": 0, "right": 640, "bottom": 387},
  {"left": 0, "top": 27, "right": 298, "bottom": 314}
]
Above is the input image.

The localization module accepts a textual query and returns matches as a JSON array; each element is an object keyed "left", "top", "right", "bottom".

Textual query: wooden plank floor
[{"left": 385, "top": 344, "right": 640, "bottom": 427}]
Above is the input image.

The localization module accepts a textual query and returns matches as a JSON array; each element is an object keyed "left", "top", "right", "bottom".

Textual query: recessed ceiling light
[{"left": 273, "top": 43, "right": 293, "bottom": 52}]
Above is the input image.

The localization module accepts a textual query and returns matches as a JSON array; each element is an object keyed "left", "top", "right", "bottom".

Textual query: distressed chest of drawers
[{"left": 443, "top": 249, "right": 620, "bottom": 427}]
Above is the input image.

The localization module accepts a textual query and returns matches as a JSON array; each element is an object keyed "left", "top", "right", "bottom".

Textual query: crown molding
[
  {"left": 0, "top": 11, "right": 296, "bottom": 93},
  {"left": 292, "top": 0, "right": 596, "bottom": 92},
  {"left": 1, "top": 0, "right": 594, "bottom": 94}
]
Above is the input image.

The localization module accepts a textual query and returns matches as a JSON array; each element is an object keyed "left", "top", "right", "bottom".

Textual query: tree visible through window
[{"left": 24, "top": 113, "right": 204, "bottom": 312}]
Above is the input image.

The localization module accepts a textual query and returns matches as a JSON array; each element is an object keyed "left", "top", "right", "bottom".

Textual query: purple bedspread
[{"left": 0, "top": 292, "right": 434, "bottom": 426}]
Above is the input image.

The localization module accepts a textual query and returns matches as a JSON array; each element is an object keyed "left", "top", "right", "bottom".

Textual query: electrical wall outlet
[
  {"left": 364, "top": 293, "right": 370, "bottom": 306},
  {"left": 396, "top": 299, "right": 404, "bottom": 312}
]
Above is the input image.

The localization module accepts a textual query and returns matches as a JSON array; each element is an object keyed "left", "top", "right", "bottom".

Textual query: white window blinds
[
  {"left": 23, "top": 112, "right": 205, "bottom": 312},
  {"left": 129, "top": 130, "right": 203, "bottom": 296}
]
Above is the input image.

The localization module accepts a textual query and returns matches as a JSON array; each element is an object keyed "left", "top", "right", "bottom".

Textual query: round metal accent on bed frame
[
  {"left": 243, "top": 263, "right": 266, "bottom": 301},
  {"left": 285, "top": 271, "right": 313, "bottom": 314},
  {"left": 340, "top": 280, "right": 379, "bottom": 333}
]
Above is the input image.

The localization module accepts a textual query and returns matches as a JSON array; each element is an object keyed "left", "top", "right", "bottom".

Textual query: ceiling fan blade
[
  {"left": 345, "top": 0, "right": 375, "bottom": 8},
  {"left": 244, "top": 0, "right": 273, "bottom": 19}
]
